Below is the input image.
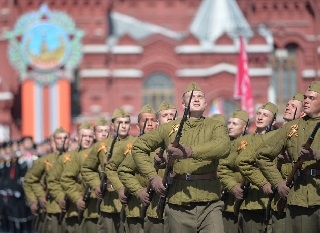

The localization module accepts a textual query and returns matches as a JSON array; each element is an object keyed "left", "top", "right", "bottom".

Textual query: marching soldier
[
  {"left": 144, "top": 101, "right": 177, "bottom": 233},
  {"left": 117, "top": 104, "right": 158, "bottom": 233},
  {"left": 23, "top": 128, "right": 69, "bottom": 233},
  {"left": 256, "top": 81, "right": 320, "bottom": 233},
  {"left": 60, "top": 117, "right": 110, "bottom": 233},
  {"left": 219, "top": 102, "right": 277, "bottom": 233},
  {"left": 81, "top": 107, "right": 135, "bottom": 233},
  {"left": 234, "top": 102, "right": 278, "bottom": 233},
  {"left": 132, "top": 82, "right": 230, "bottom": 233},
  {"left": 218, "top": 109, "right": 249, "bottom": 233},
  {"left": 47, "top": 122, "right": 94, "bottom": 233},
  {"left": 270, "top": 92, "right": 304, "bottom": 233}
]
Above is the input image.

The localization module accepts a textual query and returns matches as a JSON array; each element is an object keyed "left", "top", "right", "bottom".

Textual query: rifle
[
  {"left": 58, "top": 195, "right": 70, "bottom": 224},
  {"left": 78, "top": 187, "right": 91, "bottom": 223},
  {"left": 96, "top": 123, "right": 121, "bottom": 214},
  {"left": 121, "top": 119, "right": 148, "bottom": 221},
  {"left": 140, "top": 146, "right": 165, "bottom": 218},
  {"left": 156, "top": 89, "right": 194, "bottom": 220},
  {"left": 141, "top": 112, "right": 178, "bottom": 218},
  {"left": 233, "top": 179, "right": 250, "bottom": 215},
  {"left": 277, "top": 121, "right": 320, "bottom": 214}
]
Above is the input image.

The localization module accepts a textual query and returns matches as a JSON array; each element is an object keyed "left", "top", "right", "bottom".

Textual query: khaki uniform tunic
[
  {"left": 81, "top": 135, "right": 136, "bottom": 213},
  {"left": 257, "top": 117, "right": 320, "bottom": 233},
  {"left": 133, "top": 117, "right": 230, "bottom": 204}
]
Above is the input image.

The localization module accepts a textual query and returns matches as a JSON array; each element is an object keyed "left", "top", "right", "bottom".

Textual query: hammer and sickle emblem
[
  {"left": 168, "top": 124, "right": 179, "bottom": 137},
  {"left": 287, "top": 125, "right": 298, "bottom": 138},
  {"left": 97, "top": 142, "right": 108, "bottom": 154},
  {"left": 63, "top": 154, "right": 71, "bottom": 164},
  {"left": 237, "top": 140, "right": 248, "bottom": 152},
  {"left": 124, "top": 143, "right": 133, "bottom": 156}
]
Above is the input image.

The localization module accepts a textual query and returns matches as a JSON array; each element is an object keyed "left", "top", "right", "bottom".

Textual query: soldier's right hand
[
  {"left": 59, "top": 198, "right": 67, "bottom": 212},
  {"left": 118, "top": 187, "right": 127, "bottom": 204},
  {"left": 276, "top": 180, "right": 290, "bottom": 199},
  {"left": 137, "top": 187, "right": 150, "bottom": 206},
  {"left": 150, "top": 175, "right": 166, "bottom": 197},
  {"left": 93, "top": 186, "right": 103, "bottom": 200},
  {"left": 77, "top": 197, "right": 86, "bottom": 211},
  {"left": 262, "top": 182, "right": 273, "bottom": 197},
  {"left": 38, "top": 196, "right": 47, "bottom": 210},
  {"left": 231, "top": 183, "right": 243, "bottom": 200},
  {"left": 30, "top": 201, "right": 38, "bottom": 216}
]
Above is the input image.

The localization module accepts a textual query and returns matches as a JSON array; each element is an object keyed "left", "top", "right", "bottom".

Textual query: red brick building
[{"left": 0, "top": 0, "right": 319, "bottom": 142}]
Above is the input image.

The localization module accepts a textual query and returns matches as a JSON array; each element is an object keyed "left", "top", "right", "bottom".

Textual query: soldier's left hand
[
  {"left": 30, "top": 201, "right": 38, "bottom": 216},
  {"left": 137, "top": 187, "right": 150, "bottom": 206},
  {"left": 299, "top": 145, "right": 318, "bottom": 161},
  {"left": 77, "top": 197, "right": 86, "bottom": 210},
  {"left": 167, "top": 143, "right": 193, "bottom": 160}
]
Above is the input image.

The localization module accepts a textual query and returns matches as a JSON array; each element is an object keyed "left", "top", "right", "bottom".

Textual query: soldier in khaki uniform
[
  {"left": 132, "top": 82, "right": 231, "bottom": 233},
  {"left": 218, "top": 109, "right": 249, "bottom": 233},
  {"left": 235, "top": 102, "right": 278, "bottom": 233},
  {"left": 219, "top": 102, "right": 277, "bottom": 233},
  {"left": 60, "top": 118, "right": 109, "bottom": 233},
  {"left": 144, "top": 101, "right": 177, "bottom": 233},
  {"left": 268, "top": 92, "right": 304, "bottom": 233},
  {"left": 47, "top": 122, "right": 94, "bottom": 233},
  {"left": 117, "top": 104, "right": 159, "bottom": 233},
  {"left": 256, "top": 81, "right": 320, "bottom": 233},
  {"left": 81, "top": 107, "right": 135, "bottom": 233},
  {"left": 23, "top": 128, "right": 69, "bottom": 233}
]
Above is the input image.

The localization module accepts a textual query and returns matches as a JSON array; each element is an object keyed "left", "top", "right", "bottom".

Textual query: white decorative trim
[
  {"left": 176, "top": 44, "right": 272, "bottom": 54},
  {"left": 0, "top": 91, "right": 13, "bottom": 101},
  {"left": 302, "top": 69, "right": 320, "bottom": 78},
  {"left": 82, "top": 44, "right": 143, "bottom": 54},
  {"left": 80, "top": 69, "right": 143, "bottom": 78},
  {"left": 177, "top": 63, "right": 272, "bottom": 77}
]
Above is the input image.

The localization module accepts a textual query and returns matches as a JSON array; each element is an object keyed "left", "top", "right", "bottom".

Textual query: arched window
[{"left": 143, "top": 72, "right": 174, "bottom": 109}]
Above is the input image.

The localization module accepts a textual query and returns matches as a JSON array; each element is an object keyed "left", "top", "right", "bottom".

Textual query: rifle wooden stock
[
  {"left": 58, "top": 195, "right": 70, "bottom": 224},
  {"left": 120, "top": 189, "right": 131, "bottom": 222},
  {"left": 233, "top": 180, "right": 250, "bottom": 215},
  {"left": 140, "top": 183, "right": 154, "bottom": 219},
  {"left": 78, "top": 187, "right": 91, "bottom": 223},
  {"left": 277, "top": 122, "right": 320, "bottom": 214}
]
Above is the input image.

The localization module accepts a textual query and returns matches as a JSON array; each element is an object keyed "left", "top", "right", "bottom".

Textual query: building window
[
  {"left": 71, "top": 68, "right": 81, "bottom": 117},
  {"left": 270, "top": 44, "right": 297, "bottom": 110},
  {"left": 143, "top": 72, "right": 174, "bottom": 109}
]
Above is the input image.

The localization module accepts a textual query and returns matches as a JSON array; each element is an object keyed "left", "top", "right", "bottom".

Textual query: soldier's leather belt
[
  {"left": 298, "top": 169, "right": 320, "bottom": 177},
  {"left": 173, "top": 172, "right": 217, "bottom": 181}
]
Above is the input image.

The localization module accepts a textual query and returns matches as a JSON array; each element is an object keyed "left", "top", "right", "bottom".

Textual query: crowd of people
[{"left": 0, "top": 80, "right": 320, "bottom": 233}]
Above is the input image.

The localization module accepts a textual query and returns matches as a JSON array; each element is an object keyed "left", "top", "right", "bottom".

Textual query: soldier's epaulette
[
  {"left": 237, "top": 140, "right": 248, "bottom": 152},
  {"left": 63, "top": 153, "right": 72, "bottom": 164},
  {"left": 124, "top": 143, "right": 133, "bottom": 156},
  {"left": 169, "top": 124, "right": 179, "bottom": 137},
  {"left": 287, "top": 125, "right": 298, "bottom": 138}
]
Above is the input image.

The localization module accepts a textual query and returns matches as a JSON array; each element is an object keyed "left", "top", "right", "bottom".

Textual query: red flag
[{"left": 234, "top": 36, "right": 255, "bottom": 118}]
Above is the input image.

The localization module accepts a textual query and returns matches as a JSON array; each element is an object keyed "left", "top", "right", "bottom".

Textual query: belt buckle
[
  {"left": 185, "top": 173, "right": 191, "bottom": 180},
  {"left": 310, "top": 169, "right": 316, "bottom": 176}
]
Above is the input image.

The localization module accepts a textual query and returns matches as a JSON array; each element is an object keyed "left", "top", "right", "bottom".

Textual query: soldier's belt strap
[
  {"left": 173, "top": 172, "right": 217, "bottom": 181},
  {"left": 298, "top": 169, "right": 320, "bottom": 177}
]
